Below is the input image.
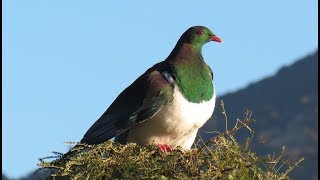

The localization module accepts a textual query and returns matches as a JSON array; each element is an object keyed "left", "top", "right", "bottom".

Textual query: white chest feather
[{"left": 127, "top": 87, "right": 216, "bottom": 149}]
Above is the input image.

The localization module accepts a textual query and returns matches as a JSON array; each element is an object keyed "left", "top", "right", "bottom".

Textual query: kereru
[{"left": 80, "top": 26, "right": 221, "bottom": 151}]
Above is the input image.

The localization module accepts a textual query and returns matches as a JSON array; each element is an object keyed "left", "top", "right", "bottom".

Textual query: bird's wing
[{"left": 81, "top": 67, "right": 174, "bottom": 145}]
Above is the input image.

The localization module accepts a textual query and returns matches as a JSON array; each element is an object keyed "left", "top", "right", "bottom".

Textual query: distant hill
[
  {"left": 199, "top": 51, "right": 318, "bottom": 179},
  {"left": 2, "top": 174, "right": 10, "bottom": 180}
]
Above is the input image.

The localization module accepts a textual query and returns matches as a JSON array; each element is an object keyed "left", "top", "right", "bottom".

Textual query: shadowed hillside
[{"left": 199, "top": 51, "right": 318, "bottom": 179}]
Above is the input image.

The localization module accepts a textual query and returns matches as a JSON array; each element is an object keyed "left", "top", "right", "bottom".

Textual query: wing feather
[{"left": 81, "top": 66, "right": 174, "bottom": 145}]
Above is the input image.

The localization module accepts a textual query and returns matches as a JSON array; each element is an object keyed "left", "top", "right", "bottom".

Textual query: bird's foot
[{"left": 157, "top": 144, "right": 173, "bottom": 152}]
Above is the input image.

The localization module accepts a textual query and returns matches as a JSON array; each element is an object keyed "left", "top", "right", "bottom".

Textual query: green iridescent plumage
[{"left": 167, "top": 26, "right": 218, "bottom": 103}]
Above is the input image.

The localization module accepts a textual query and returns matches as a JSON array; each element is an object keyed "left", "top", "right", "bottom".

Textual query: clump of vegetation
[{"left": 37, "top": 102, "right": 303, "bottom": 179}]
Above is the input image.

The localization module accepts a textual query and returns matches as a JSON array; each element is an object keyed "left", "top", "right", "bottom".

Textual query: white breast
[{"left": 127, "top": 87, "right": 216, "bottom": 149}]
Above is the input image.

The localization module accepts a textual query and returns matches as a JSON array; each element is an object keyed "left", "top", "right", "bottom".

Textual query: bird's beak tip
[{"left": 210, "top": 36, "right": 222, "bottom": 43}]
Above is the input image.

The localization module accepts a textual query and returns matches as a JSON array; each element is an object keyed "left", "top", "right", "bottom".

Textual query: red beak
[{"left": 210, "top": 36, "right": 222, "bottom": 43}]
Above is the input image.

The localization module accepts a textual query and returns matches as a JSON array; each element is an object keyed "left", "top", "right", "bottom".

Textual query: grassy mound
[{"left": 38, "top": 107, "right": 303, "bottom": 179}]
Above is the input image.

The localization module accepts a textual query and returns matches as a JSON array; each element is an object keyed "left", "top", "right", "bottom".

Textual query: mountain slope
[{"left": 199, "top": 51, "right": 318, "bottom": 179}]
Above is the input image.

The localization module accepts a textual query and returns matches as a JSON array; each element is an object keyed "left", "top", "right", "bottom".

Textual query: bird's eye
[{"left": 196, "top": 30, "right": 204, "bottom": 36}]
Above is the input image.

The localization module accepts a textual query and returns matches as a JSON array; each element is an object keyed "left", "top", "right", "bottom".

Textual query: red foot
[{"left": 157, "top": 144, "right": 173, "bottom": 152}]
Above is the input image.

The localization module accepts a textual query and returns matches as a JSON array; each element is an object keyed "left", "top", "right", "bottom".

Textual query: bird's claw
[{"left": 157, "top": 144, "right": 173, "bottom": 152}]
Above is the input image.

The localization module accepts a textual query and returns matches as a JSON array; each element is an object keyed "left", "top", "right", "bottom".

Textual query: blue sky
[{"left": 2, "top": 0, "right": 318, "bottom": 178}]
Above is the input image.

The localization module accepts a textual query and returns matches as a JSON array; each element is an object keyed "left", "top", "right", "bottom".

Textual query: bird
[{"left": 80, "top": 26, "right": 221, "bottom": 152}]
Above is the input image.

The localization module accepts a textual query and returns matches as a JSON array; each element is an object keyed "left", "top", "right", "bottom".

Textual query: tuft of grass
[{"left": 37, "top": 102, "right": 303, "bottom": 179}]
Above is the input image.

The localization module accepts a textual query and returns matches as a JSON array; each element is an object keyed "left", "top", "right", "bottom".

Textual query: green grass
[{"left": 37, "top": 103, "right": 303, "bottom": 179}]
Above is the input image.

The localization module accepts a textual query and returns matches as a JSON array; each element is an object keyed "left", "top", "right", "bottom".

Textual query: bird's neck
[
  {"left": 165, "top": 43, "right": 214, "bottom": 103},
  {"left": 167, "top": 42, "right": 203, "bottom": 61}
]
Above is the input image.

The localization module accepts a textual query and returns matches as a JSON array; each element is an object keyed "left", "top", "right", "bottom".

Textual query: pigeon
[{"left": 80, "top": 26, "right": 221, "bottom": 151}]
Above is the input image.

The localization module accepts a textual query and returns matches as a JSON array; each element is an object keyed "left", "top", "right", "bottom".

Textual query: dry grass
[{"left": 37, "top": 102, "right": 303, "bottom": 179}]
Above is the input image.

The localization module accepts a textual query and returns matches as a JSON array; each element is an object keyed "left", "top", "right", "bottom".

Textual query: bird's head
[{"left": 179, "top": 26, "right": 222, "bottom": 47}]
